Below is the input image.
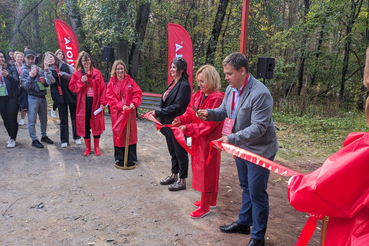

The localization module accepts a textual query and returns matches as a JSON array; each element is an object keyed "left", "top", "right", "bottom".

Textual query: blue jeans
[
  {"left": 236, "top": 153, "right": 276, "bottom": 240},
  {"left": 28, "top": 95, "right": 48, "bottom": 141}
]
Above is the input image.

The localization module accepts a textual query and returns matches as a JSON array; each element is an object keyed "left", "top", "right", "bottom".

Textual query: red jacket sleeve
[
  {"left": 106, "top": 79, "right": 124, "bottom": 111},
  {"left": 97, "top": 72, "right": 107, "bottom": 106},
  {"left": 69, "top": 72, "right": 86, "bottom": 93},
  {"left": 130, "top": 80, "right": 142, "bottom": 108}
]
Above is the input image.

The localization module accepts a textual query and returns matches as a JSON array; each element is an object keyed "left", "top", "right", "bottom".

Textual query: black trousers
[
  {"left": 0, "top": 96, "right": 19, "bottom": 140},
  {"left": 84, "top": 97, "right": 99, "bottom": 139},
  {"left": 114, "top": 144, "right": 137, "bottom": 163},
  {"left": 164, "top": 130, "right": 189, "bottom": 179},
  {"left": 53, "top": 101, "right": 57, "bottom": 111},
  {"left": 57, "top": 102, "right": 79, "bottom": 143}
]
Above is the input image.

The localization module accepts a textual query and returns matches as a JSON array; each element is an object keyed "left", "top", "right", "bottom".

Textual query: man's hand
[
  {"left": 29, "top": 69, "right": 37, "bottom": 78},
  {"left": 196, "top": 109, "right": 208, "bottom": 120},
  {"left": 214, "top": 135, "right": 229, "bottom": 143}
]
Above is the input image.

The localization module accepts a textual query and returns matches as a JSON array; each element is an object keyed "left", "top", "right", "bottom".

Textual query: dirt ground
[{"left": 0, "top": 113, "right": 323, "bottom": 246}]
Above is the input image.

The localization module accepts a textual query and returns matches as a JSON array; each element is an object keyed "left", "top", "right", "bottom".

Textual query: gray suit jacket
[{"left": 207, "top": 74, "right": 278, "bottom": 158}]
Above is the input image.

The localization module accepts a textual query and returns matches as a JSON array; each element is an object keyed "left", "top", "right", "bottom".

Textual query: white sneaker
[
  {"left": 75, "top": 138, "right": 82, "bottom": 145},
  {"left": 19, "top": 119, "right": 25, "bottom": 125},
  {"left": 61, "top": 142, "right": 68, "bottom": 148},
  {"left": 51, "top": 110, "right": 57, "bottom": 118},
  {"left": 7, "top": 139, "right": 16, "bottom": 148}
]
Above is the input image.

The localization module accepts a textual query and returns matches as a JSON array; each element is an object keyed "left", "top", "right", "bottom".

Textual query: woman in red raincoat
[
  {"left": 106, "top": 60, "right": 142, "bottom": 169},
  {"left": 288, "top": 132, "right": 369, "bottom": 246},
  {"left": 69, "top": 51, "right": 107, "bottom": 156},
  {"left": 173, "top": 65, "right": 224, "bottom": 218}
]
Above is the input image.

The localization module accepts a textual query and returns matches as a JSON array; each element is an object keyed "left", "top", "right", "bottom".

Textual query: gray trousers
[{"left": 27, "top": 95, "right": 48, "bottom": 141}]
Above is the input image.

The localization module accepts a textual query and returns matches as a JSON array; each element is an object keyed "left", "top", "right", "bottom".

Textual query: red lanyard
[
  {"left": 55, "top": 67, "right": 61, "bottom": 84},
  {"left": 231, "top": 74, "right": 250, "bottom": 113},
  {"left": 16, "top": 64, "right": 22, "bottom": 75}
]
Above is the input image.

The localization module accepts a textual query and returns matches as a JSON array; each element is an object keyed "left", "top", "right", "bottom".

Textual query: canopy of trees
[{"left": 1, "top": 0, "right": 369, "bottom": 113}]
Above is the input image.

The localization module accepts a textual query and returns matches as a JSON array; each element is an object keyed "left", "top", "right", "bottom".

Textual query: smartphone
[
  {"left": 31, "top": 65, "right": 37, "bottom": 71},
  {"left": 2, "top": 63, "right": 7, "bottom": 70}
]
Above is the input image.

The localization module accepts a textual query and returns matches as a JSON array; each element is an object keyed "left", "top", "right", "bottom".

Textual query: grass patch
[{"left": 273, "top": 110, "right": 368, "bottom": 165}]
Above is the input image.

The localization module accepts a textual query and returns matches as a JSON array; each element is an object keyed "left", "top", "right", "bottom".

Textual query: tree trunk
[
  {"left": 297, "top": 0, "right": 310, "bottom": 96},
  {"left": 340, "top": 0, "right": 364, "bottom": 99},
  {"left": 33, "top": 5, "right": 41, "bottom": 52},
  {"left": 64, "top": 0, "right": 84, "bottom": 42},
  {"left": 128, "top": 2, "right": 151, "bottom": 80},
  {"left": 205, "top": 0, "right": 230, "bottom": 65},
  {"left": 116, "top": 0, "right": 130, "bottom": 65}
]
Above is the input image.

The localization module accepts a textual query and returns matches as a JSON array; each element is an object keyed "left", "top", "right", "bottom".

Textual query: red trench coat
[
  {"left": 288, "top": 132, "right": 369, "bottom": 246},
  {"left": 178, "top": 90, "right": 224, "bottom": 193},
  {"left": 106, "top": 75, "right": 142, "bottom": 147},
  {"left": 69, "top": 67, "right": 107, "bottom": 136}
]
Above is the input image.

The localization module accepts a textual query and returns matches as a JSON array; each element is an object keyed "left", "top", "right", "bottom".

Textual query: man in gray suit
[{"left": 197, "top": 52, "right": 278, "bottom": 246}]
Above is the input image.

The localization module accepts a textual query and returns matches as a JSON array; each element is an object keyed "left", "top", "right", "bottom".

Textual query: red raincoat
[
  {"left": 288, "top": 132, "right": 369, "bottom": 246},
  {"left": 69, "top": 67, "right": 107, "bottom": 136},
  {"left": 106, "top": 75, "right": 142, "bottom": 147},
  {"left": 178, "top": 90, "right": 224, "bottom": 192}
]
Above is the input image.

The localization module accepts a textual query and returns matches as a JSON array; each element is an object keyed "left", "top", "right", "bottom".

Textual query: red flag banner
[
  {"left": 168, "top": 23, "right": 193, "bottom": 91},
  {"left": 209, "top": 141, "right": 301, "bottom": 177},
  {"left": 54, "top": 19, "right": 79, "bottom": 68},
  {"left": 142, "top": 112, "right": 194, "bottom": 156}
]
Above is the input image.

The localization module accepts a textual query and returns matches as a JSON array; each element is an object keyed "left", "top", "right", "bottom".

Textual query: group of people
[{"left": 1, "top": 50, "right": 278, "bottom": 246}]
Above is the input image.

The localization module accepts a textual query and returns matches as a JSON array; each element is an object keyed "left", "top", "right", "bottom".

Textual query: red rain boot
[
  {"left": 83, "top": 138, "right": 91, "bottom": 156},
  {"left": 190, "top": 192, "right": 211, "bottom": 218},
  {"left": 94, "top": 137, "right": 101, "bottom": 156},
  {"left": 194, "top": 191, "right": 218, "bottom": 208}
]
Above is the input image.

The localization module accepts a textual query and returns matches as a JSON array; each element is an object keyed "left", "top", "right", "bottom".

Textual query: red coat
[
  {"left": 69, "top": 67, "right": 107, "bottom": 136},
  {"left": 106, "top": 75, "right": 142, "bottom": 147},
  {"left": 288, "top": 132, "right": 369, "bottom": 246},
  {"left": 178, "top": 90, "right": 224, "bottom": 192}
]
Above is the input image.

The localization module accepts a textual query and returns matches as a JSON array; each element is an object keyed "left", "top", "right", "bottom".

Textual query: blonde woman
[{"left": 106, "top": 60, "right": 142, "bottom": 168}]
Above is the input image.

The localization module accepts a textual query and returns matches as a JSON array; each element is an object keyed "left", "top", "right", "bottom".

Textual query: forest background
[{"left": 1, "top": 0, "right": 369, "bottom": 162}]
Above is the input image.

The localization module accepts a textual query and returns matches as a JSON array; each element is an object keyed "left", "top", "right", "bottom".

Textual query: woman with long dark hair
[
  {"left": 106, "top": 60, "right": 142, "bottom": 168},
  {"left": 44, "top": 51, "right": 81, "bottom": 148},
  {"left": 69, "top": 51, "right": 107, "bottom": 156},
  {"left": 148, "top": 57, "right": 191, "bottom": 191},
  {"left": 0, "top": 49, "right": 20, "bottom": 147}
]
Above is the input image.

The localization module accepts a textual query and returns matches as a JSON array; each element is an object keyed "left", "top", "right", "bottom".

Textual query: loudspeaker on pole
[
  {"left": 257, "top": 57, "right": 275, "bottom": 79},
  {"left": 103, "top": 47, "right": 115, "bottom": 62}
]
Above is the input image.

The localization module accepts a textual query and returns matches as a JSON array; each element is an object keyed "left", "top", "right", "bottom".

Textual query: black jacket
[
  {"left": 155, "top": 78, "right": 191, "bottom": 127},
  {"left": 2, "top": 64, "right": 20, "bottom": 97},
  {"left": 45, "top": 62, "right": 76, "bottom": 104}
]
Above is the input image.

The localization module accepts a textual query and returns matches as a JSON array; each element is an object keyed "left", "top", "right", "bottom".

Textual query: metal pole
[
  {"left": 321, "top": 216, "right": 329, "bottom": 246},
  {"left": 121, "top": 112, "right": 136, "bottom": 170},
  {"left": 240, "top": 0, "right": 250, "bottom": 55}
]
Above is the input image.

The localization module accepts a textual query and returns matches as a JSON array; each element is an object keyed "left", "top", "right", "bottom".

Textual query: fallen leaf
[
  {"left": 207, "top": 243, "right": 211, "bottom": 245},
  {"left": 227, "top": 189, "right": 232, "bottom": 192}
]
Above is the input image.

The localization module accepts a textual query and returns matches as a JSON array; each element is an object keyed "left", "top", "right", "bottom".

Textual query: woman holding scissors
[{"left": 173, "top": 65, "right": 224, "bottom": 217}]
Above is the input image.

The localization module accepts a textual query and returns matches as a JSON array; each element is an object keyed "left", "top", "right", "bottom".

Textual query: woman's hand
[
  {"left": 81, "top": 75, "right": 88, "bottom": 84},
  {"left": 2, "top": 69, "right": 8, "bottom": 77},
  {"left": 130, "top": 103, "right": 135, "bottom": 109},
  {"left": 148, "top": 110, "right": 156, "bottom": 117},
  {"left": 122, "top": 105, "right": 128, "bottom": 111},
  {"left": 178, "top": 125, "right": 186, "bottom": 132},
  {"left": 100, "top": 104, "right": 106, "bottom": 110},
  {"left": 43, "top": 56, "right": 51, "bottom": 68},
  {"left": 172, "top": 117, "right": 181, "bottom": 126}
]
